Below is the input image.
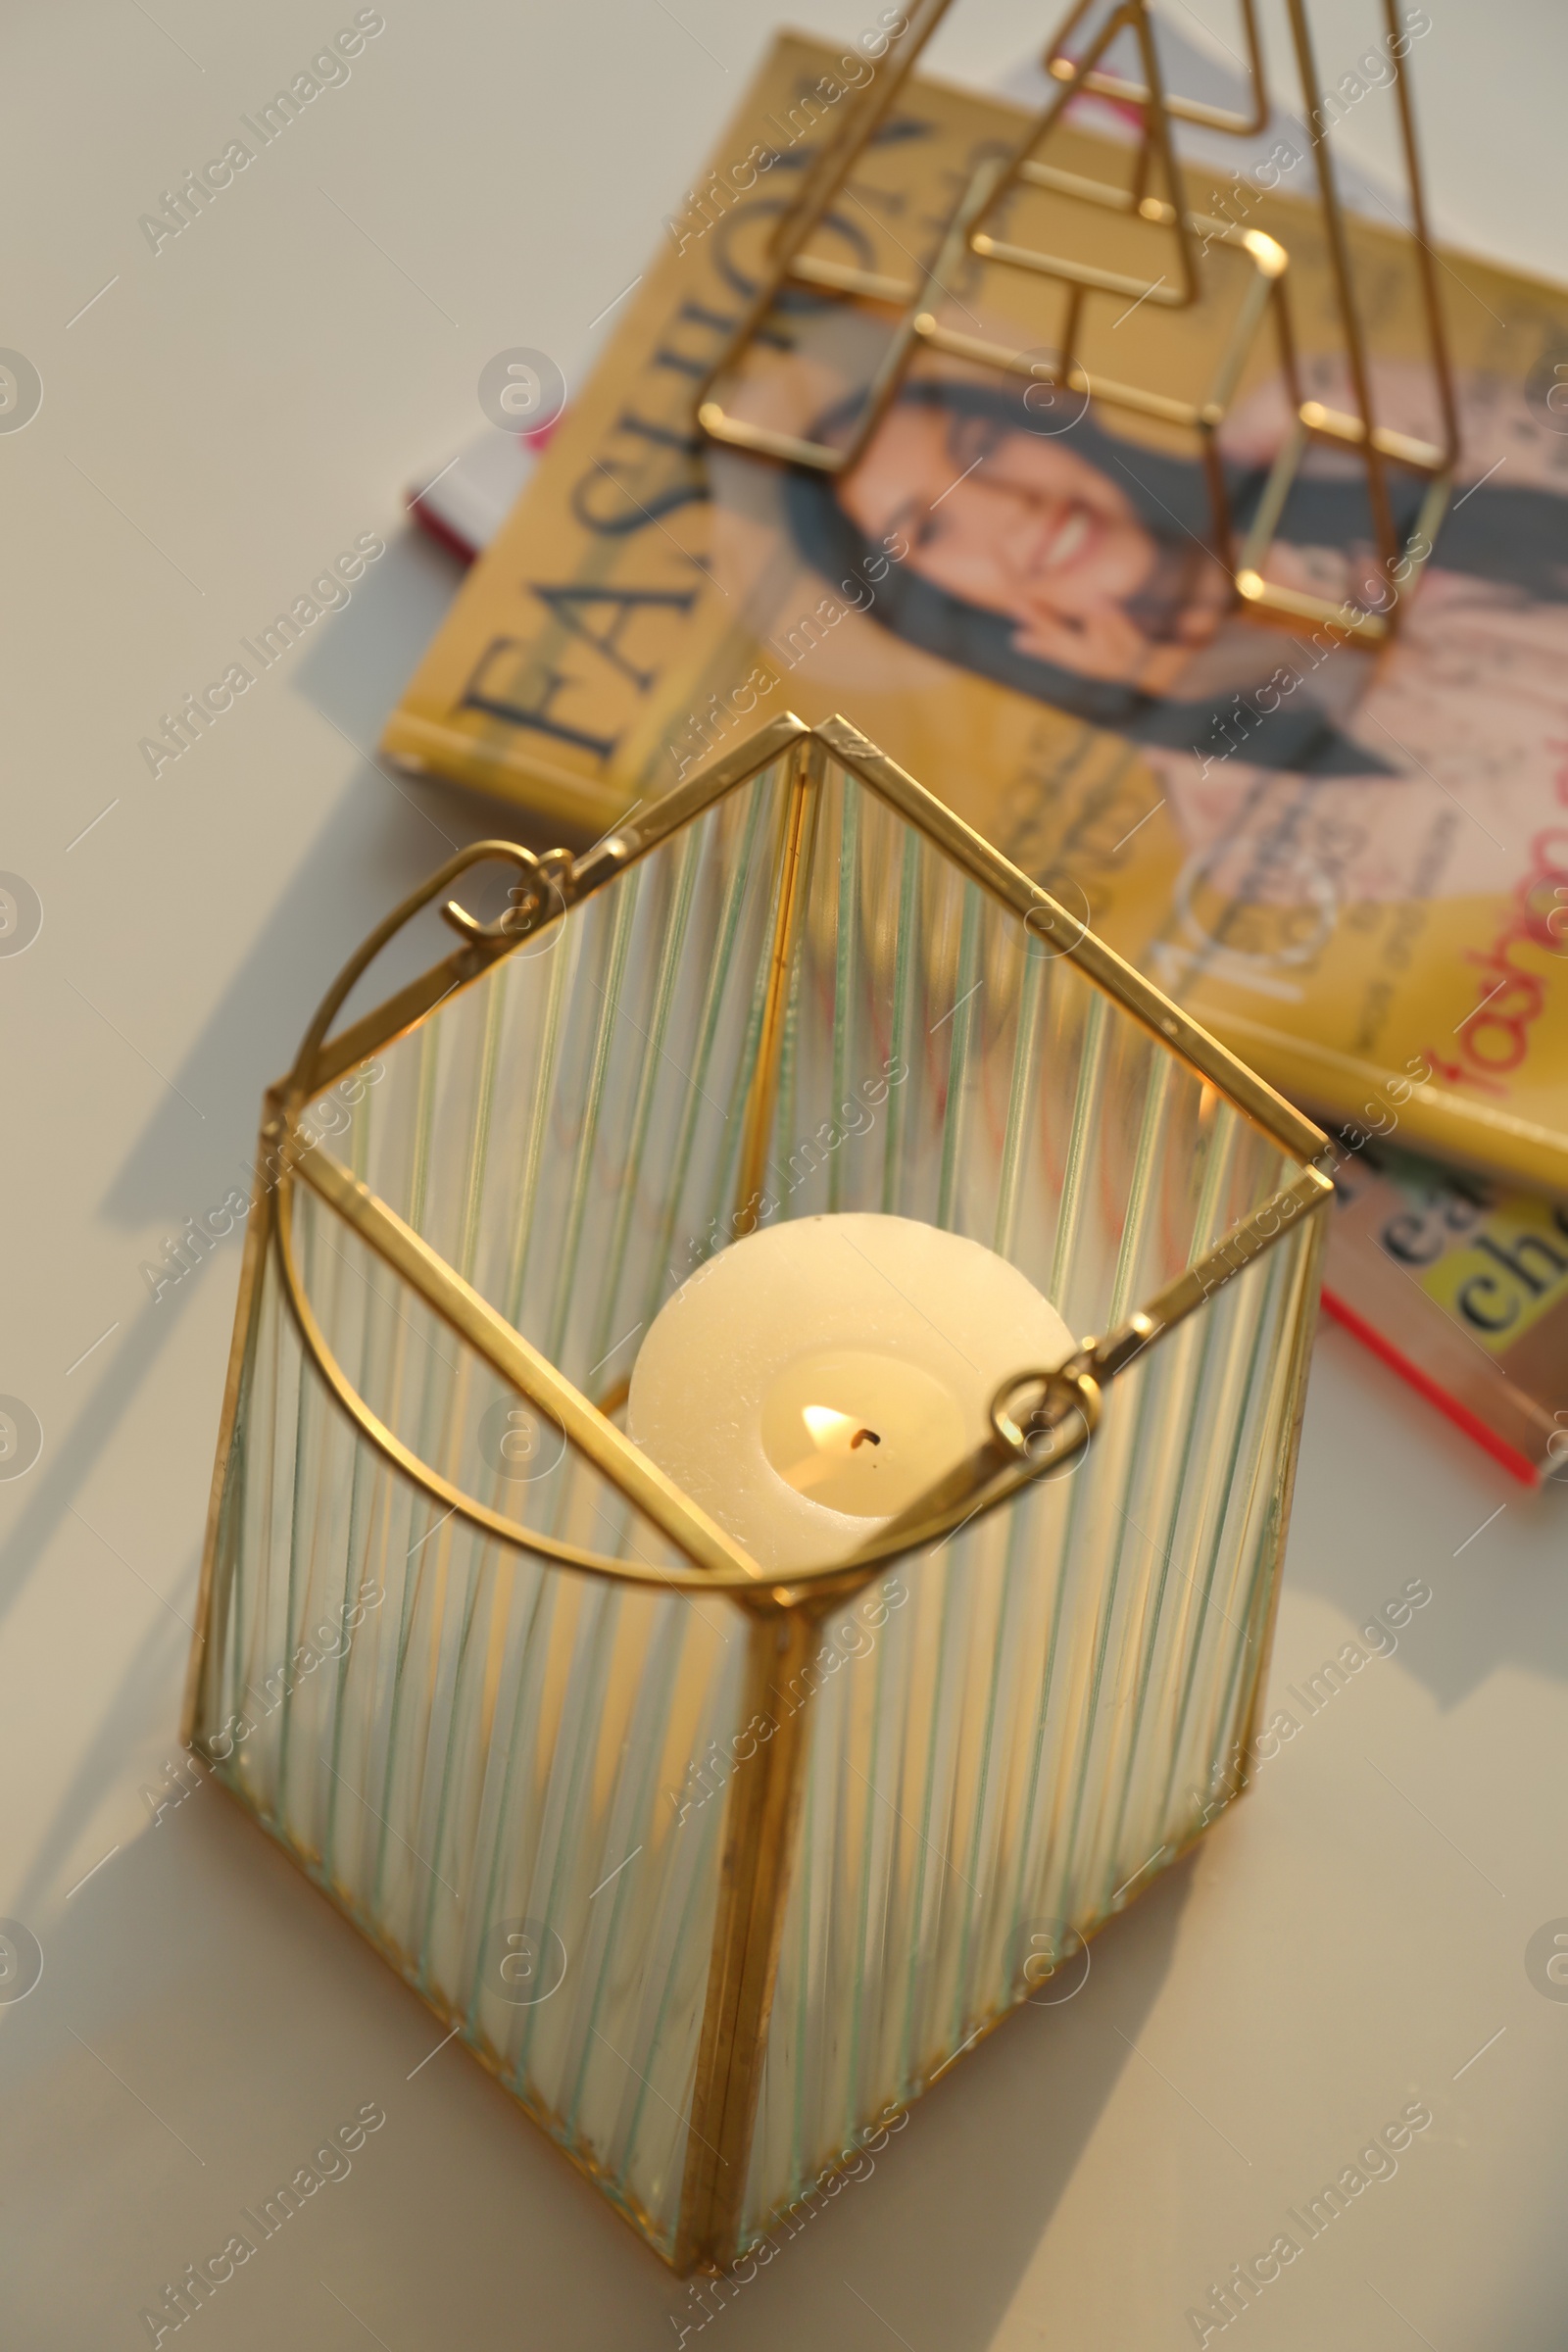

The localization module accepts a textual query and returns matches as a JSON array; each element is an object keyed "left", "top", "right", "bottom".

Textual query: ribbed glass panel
[
  {"left": 332, "top": 764, "right": 792, "bottom": 1400},
  {"left": 742, "top": 1223, "right": 1316, "bottom": 2242},
  {"left": 193, "top": 745, "right": 1321, "bottom": 2268},
  {"left": 206, "top": 1222, "right": 747, "bottom": 2256}
]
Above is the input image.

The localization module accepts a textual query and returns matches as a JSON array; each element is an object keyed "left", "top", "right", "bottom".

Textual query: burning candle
[{"left": 627, "top": 1213, "right": 1073, "bottom": 1574}]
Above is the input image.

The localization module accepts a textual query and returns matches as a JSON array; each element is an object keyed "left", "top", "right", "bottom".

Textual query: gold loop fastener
[
  {"left": 283, "top": 840, "right": 561, "bottom": 1114},
  {"left": 991, "top": 1360, "right": 1103, "bottom": 1464}
]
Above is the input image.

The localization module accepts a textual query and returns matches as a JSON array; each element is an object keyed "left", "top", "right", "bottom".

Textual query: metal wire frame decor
[
  {"left": 697, "top": 0, "right": 1456, "bottom": 646},
  {"left": 184, "top": 713, "right": 1332, "bottom": 2273}
]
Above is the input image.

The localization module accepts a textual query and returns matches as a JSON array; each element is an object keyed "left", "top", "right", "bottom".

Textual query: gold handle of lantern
[{"left": 222, "top": 728, "right": 1331, "bottom": 1625}]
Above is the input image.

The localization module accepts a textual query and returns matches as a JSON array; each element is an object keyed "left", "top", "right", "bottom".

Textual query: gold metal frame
[
  {"left": 696, "top": 0, "right": 1457, "bottom": 645},
  {"left": 968, "top": 0, "right": 1200, "bottom": 310},
  {"left": 185, "top": 712, "right": 1331, "bottom": 2273},
  {"left": 1045, "top": 0, "right": 1270, "bottom": 137},
  {"left": 1232, "top": 0, "right": 1456, "bottom": 637}
]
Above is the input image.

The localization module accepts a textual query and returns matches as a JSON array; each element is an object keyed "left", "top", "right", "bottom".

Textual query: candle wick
[{"left": 849, "top": 1427, "right": 880, "bottom": 1449}]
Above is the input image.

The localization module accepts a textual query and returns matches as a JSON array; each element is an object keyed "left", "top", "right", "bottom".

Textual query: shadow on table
[
  {"left": 101, "top": 531, "right": 547, "bottom": 1239},
  {"left": 100, "top": 524, "right": 555, "bottom": 1246},
  {"left": 0, "top": 1788, "right": 1191, "bottom": 2351},
  {"left": 0, "top": 532, "right": 554, "bottom": 1647}
]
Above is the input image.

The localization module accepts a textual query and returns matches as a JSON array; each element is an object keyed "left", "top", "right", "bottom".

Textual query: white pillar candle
[{"left": 627, "top": 1213, "right": 1074, "bottom": 1575}]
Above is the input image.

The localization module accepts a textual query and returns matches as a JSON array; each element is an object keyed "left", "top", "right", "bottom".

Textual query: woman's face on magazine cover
[{"left": 839, "top": 399, "right": 1167, "bottom": 682}]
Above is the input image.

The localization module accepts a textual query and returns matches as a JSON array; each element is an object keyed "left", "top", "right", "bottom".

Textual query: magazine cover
[
  {"left": 1324, "top": 1138, "right": 1568, "bottom": 1484},
  {"left": 382, "top": 31, "right": 1568, "bottom": 1192}
]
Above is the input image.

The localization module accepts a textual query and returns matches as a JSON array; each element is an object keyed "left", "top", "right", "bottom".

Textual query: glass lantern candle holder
[{"left": 184, "top": 713, "right": 1331, "bottom": 2273}]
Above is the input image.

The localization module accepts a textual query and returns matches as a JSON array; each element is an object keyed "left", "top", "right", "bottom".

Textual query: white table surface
[{"left": 3, "top": 4, "right": 1565, "bottom": 2345}]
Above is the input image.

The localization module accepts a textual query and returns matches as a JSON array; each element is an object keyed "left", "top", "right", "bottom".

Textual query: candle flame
[
  {"left": 800, "top": 1405, "right": 882, "bottom": 1461},
  {"left": 802, "top": 1405, "right": 858, "bottom": 1449}
]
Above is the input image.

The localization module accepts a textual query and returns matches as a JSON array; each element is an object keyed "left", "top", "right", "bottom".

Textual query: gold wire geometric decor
[
  {"left": 185, "top": 714, "right": 1330, "bottom": 2271},
  {"left": 697, "top": 0, "right": 1456, "bottom": 645}
]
